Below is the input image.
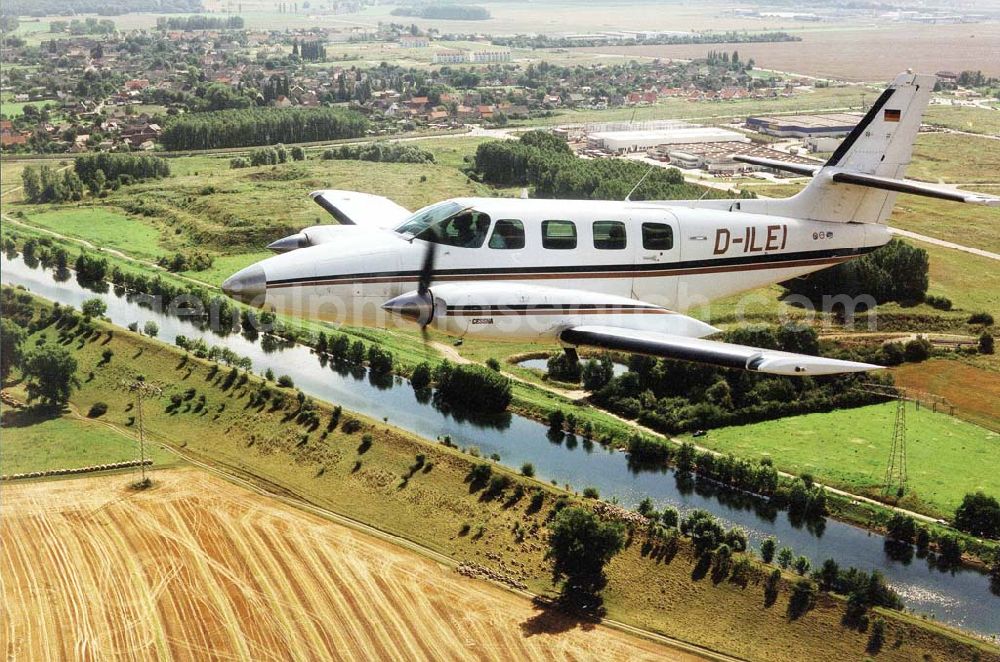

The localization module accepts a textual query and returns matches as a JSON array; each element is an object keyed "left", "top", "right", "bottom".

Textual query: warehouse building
[
  {"left": 648, "top": 141, "right": 823, "bottom": 176},
  {"left": 745, "top": 112, "right": 862, "bottom": 138},
  {"left": 586, "top": 121, "right": 747, "bottom": 154}
]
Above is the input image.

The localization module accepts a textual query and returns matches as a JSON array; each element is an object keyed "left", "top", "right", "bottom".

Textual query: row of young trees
[
  {"left": 160, "top": 107, "right": 369, "bottom": 150},
  {"left": 472, "top": 131, "right": 728, "bottom": 201},
  {"left": 292, "top": 39, "right": 326, "bottom": 61},
  {"left": 321, "top": 141, "right": 435, "bottom": 164},
  {"left": 230, "top": 144, "right": 305, "bottom": 168},
  {"left": 154, "top": 15, "right": 244, "bottom": 30},
  {"left": 390, "top": 4, "right": 490, "bottom": 19}
]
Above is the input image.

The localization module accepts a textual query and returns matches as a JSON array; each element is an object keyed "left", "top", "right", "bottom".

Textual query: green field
[
  {"left": 0, "top": 411, "right": 175, "bottom": 475},
  {"left": 924, "top": 105, "right": 1000, "bottom": 137},
  {"left": 525, "top": 86, "right": 867, "bottom": 126},
  {"left": 685, "top": 402, "right": 999, "bottom": 518},
  {"left": 17, "top": 207, "right": 166, "bottom": 260}
]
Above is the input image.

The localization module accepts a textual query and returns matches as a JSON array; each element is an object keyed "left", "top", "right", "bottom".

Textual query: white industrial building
[{"left": 586, "top": 121, "right": 748, "bottom": 155}]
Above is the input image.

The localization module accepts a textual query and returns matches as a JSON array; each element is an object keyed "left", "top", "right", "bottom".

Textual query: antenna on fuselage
[{"left": 624, "top": 164, "right": 656, "bottom": 202}]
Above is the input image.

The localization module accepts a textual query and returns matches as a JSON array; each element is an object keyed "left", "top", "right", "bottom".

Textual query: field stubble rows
[{"left": 0, "top": 468, "right": 689, "bottom": 661}]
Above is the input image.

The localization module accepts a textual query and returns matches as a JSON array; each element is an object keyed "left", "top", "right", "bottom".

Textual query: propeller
[{"left": 381, "top": 232, "right": 438, "bottom": 346}]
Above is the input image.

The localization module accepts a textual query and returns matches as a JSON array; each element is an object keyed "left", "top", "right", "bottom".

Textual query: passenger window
[
  {"left": 593, "top": 221, "right": 626, "bottom": 250},
  {"left": 642, "top": 222, "right": 673, "bottom": 251},
  {"left": 542, "top": 220, "right": 577, "bottom": 250},
  {"left": 489, "top": 219, "right": 525, "bottom": 249}
]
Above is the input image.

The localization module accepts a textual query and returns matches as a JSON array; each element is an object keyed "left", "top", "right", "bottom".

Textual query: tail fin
[
  {"left": 774, "top": 71, "right": 936, "bottom": 224},
  {"left": 658, "top": 72, "right": 999, "bottom": 220}
]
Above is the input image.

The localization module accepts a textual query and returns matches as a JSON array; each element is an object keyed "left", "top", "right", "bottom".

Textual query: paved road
[{"left": 889, "top": 227, "right": 1000, "bottom": 261}]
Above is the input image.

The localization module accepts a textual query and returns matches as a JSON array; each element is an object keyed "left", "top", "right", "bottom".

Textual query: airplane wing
[
  {"left": 309, "top": 190, "right": 412, "bottom": 227},
  {"left": 383, "top": 280, "right": 881, "bottom": 376},
  {"left": 560, "top": 325, "right": 881, "bottom": 376}
]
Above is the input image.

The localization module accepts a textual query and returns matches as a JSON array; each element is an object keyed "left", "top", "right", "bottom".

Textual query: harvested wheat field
[{"left": 0, "top": 468, "right": 702, "bottom": 661}]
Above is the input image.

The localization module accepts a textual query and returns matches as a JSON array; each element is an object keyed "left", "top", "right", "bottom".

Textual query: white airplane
[{"left": 223, "top": 72, "right": 998, "bottom": 376}]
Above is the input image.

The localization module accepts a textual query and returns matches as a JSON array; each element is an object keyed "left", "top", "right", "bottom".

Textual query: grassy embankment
[{"left": 2, "top": 291, "right": 996, "bottom": 661}]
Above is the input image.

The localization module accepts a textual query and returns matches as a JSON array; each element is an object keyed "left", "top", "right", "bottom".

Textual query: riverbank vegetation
[{"left": 1, "top": 288, "right": 994, "bottom": 661}]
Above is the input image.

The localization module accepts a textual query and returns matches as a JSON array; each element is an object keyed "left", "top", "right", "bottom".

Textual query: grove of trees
[
  {"left": 160, "top": 107, "right": 368, "bottom": 150},
  {"left": 322, "top": 142, "right": 434, "bottom": 164},
  {"left": 782, "top": 239, "right": 929, "bottom": 306},
  {"left": 472, "top": 131, "right": 732, "bottom": 201}
]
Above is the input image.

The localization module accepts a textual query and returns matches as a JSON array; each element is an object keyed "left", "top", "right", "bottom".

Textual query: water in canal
[{"left": 3, "top": 253, "right": 997, "bottom": 637}]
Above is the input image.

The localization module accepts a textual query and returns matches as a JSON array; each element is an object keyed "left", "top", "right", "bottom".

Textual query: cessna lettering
[{"left": 713, "top": 224, "right": 788, "bottom": 255}]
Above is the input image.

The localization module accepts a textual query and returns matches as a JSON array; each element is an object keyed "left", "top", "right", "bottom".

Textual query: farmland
[
  {"left": 570, "top": 23, "right": 1000, "bottom": 81},
  {"left": 0, "top": 468, "right": 689, "bottom": 661},
  {"left": 682, "top": 402, "right": 1000, "bottom": 518},
  {"left": 893, "top": 360, "right": 1000, "bottom": 433}
]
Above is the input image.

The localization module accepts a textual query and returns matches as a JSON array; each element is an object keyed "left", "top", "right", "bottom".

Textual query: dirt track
[{"left": 0, "top": 468, "right": 701, "bottom": 661}]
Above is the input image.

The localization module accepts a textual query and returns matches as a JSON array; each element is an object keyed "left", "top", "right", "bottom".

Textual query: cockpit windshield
[
  {"left": 394, "top": 201, "right": 464, "bottom": 237},
  {"left": 394, "top": 201, "right": 491, "bottom": 249}
]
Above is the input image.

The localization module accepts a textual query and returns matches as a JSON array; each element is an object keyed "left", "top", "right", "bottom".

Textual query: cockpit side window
[
  {"left": 415, "top": 210, "right": 491, "bottom": 249},
  {"left": 489, "top": 219, "right": 525, "bottom": 249}
]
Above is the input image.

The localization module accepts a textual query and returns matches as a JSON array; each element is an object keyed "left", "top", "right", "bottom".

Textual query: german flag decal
[{"left": 884, "top": 109, "right": 901, "bottom": 122}]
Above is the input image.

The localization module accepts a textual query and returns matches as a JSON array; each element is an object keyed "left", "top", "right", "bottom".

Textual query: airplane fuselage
[{"left": 254, "top": 197, "right": 891, "bottom": 333}]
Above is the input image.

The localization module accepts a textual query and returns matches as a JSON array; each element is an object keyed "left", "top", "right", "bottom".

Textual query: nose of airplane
[{"left": 222, "top": 263, "right": 267, "bottom": 307}]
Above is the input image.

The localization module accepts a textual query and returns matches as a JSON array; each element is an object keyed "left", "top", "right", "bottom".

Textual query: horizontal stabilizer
[
  {"left": 560, "top": 325, "right": 882, "bottom": 376},
  {"left": 310, "top": 190, "right": 412, "bottom": 227},
  {"left": 732, "top": 155, "right": 821, "bottom": 177},
  {"left": 830, "top": 172, "right": 1000, "bottom": 206}
]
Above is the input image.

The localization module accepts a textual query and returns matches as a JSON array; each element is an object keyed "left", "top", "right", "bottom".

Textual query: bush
[
  {"left": 968, "top": 311, "right": 994, "bottom": 326},
  {"left": 521, "top": 462, "right": 535, "bottom": 477},
  {"left": 953, "top": 492, "right": 1000, "bottom": 539},
  {"left": 760, "top": 537, "right": 776, "bottom": 563},
  {"left": 925, "top": 294, "right": 952, "bottom": 310},
  {"left": 410, "top": 362, "right": 432, "bottom": 389},
  {"left": 277, "top": 374, "right": 295, "bottom": 388},
  {"left": 867, "top": 617, "right": 886, "bottom": 654},
  {"left": 81, "top": 298, "right": 106, "bottom": 319},
  {"left": 435, "top": 363, "right": 512, "bottom": 412},
  {"left": 980, "top": 332, "right": 995, "bottom": 355},
  {"left": 582, "top": 486, "right": 599, "bottom": 499},
  {"left": 546, "top": 352, "right": 581, "bottom": 382},
  {"left": 903, "top": 337, "right": 931, "bottom": 362},
  {"left": 547, "top": 409, "right": 565, "bottom": 432},
  {"left": 143, "top": 321, "right": 159, "bottom": 337},
  {"left": 87, "top": 401, "right": 108, "bottom": 418},
  {"left": 777, "top": 546, "right": 794, "bottom": 569}
]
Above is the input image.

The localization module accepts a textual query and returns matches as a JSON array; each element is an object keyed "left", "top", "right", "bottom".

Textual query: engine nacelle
[{"left": 383, "top": 282, "right": 718, "bottom": 343}]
